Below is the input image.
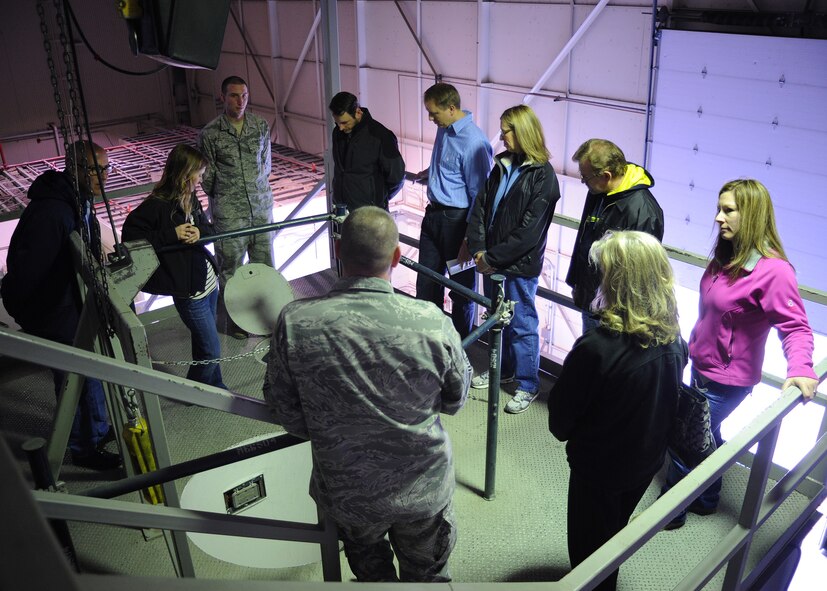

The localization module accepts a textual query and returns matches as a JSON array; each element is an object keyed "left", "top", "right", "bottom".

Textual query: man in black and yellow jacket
[{"left": 567, "top": 139, "right": 664, "bottom": 333}]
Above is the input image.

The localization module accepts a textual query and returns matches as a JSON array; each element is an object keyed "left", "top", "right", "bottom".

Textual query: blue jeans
[
  {"left": 173, "top": 289, "right": 227, "bottom": 389},
  {"left": 416, "top": 206, "right": 476, "bottom": 339},
  {"left": 21, "top": 306, "right": 110, "bottom": 455},
  {"left": 484, "top": 273, "right": 540, "bottom": 393},
  {"left": 663, "top": 371, "right": 753, "bottom": 511}
]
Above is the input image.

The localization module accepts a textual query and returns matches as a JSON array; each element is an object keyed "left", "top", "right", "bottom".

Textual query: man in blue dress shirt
[{"left": 415, "top": 83, "right": 492, "bottom": 338}]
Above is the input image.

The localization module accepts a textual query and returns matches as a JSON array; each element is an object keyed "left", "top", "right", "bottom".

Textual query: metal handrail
[{"left": 560, "top": 358, "right": 827, "bottom": 591}]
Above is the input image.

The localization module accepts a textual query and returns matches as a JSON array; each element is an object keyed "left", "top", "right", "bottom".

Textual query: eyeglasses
[
  {"left": 580, "top": 170, "right": 603, "bottom": 184},
  {"left": 86, "top": 162, "right": 115, "bottom": 174}
]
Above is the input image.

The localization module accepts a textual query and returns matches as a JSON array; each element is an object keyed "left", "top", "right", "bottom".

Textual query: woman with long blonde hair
[
  {"left": 662, "top": 179, "right": 817, "bottom": 529},
  {"left": 548, "top": 230, "right": 687, "bottom": 591},
  {"left": 466, "top": 104, "right": 560, "bottom": 414},
  {"left": 123, "top": 144, "right": 226, "bottom": 389}
]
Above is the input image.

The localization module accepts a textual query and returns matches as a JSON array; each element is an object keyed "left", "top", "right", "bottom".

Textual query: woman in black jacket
[
  {"left": 548, "top": 231, "right": 687, "bottom": 591},
  {"left": 466, "top": 104, "right": 560, "bottom": 414},
  {"left": 123, "top": 144, "right": 226, "bottom": 389}
]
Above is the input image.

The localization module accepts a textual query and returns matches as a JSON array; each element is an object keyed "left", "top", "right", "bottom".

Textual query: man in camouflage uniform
[
  {"left": 265, "top": 206, "right": 471, "bottom": 582},
  {"left": 198, "top": 75, "right": 274, "bottom": 338}
]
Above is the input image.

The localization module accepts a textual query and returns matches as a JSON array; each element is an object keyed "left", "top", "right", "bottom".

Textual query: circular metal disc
[{"left": 223, "top": 263, "right": 294, "bottom": 336}]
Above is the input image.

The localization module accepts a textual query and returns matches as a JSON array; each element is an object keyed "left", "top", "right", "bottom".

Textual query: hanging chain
[
  {"left": 153, "top": 341, "right": 271, "bottom": 367},
  {"left": 38, "top": 0, "right": 116, "bottom": 337}
]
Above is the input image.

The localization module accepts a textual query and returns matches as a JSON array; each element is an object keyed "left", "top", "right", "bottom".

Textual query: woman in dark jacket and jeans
[
  {"left": 466, "top": 104, "right": 561, "bottom": 413},
  {"left": 123, "top": 144, "right": 226, "bottom": 389},
  {"left": 548, "top": 231, "right": 687, "bottom": 591}
]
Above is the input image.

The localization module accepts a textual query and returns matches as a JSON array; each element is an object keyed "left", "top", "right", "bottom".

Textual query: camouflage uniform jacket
[
  {"left": 198, "top": 112, "right": 273, "bottom": 229},
  {"left": 266, "top": 276, "right": 471, "bottom": 525}
]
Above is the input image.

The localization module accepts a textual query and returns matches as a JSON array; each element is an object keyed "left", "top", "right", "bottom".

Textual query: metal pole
[
  {"left": 484, "top": 274, "right": 505, "bottom": 500},
  {"left": 22, "top": 438, "right": 79, "bottom": 572},
  {"left": 317, "top": 508, "right": 342, "bottom": 582},
  {"left": 643, "top": 0, "right": 660, "bottom": 168},
  {"left": 81, "top": 433, "right": 305, "bottom": 500},
  {"left": 399, "top": 255, "right": 492, "bottom": 309}
]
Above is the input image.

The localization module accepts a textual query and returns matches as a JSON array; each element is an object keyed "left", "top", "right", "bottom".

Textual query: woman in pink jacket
[{"left": 664, "top": 179, "right": 818, "bottom": 530}]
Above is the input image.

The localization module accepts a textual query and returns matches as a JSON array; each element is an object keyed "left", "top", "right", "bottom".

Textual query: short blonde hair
[
  {"left": 590, "top": 231, "right": 680, "bottom": 348},
  {"left": 339, "top": 206, "right": 399, "bottom": 276},
  {"left": 500, "top": 105, "right": 550, "bottom": 164}
]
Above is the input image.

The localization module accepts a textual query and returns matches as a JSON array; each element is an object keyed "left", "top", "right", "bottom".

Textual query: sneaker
[
  {"left": 72, "top": 448, "right": 123, "bottom": 471},
  {"left": 504, "top": 389, "right": 538, "bottom": 414},
  {"left": 471, "top": 371, "right": 516, "bottom": 389}
]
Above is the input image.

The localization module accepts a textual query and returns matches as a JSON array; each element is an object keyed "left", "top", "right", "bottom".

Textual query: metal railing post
[
  {"left": 722, "top": 423, "right": 781, "bottom": 590},
  {"left": 484, "top": 274, "right": 506, "bottom": 501},
  {"left": 22, "top": 437, "right": 78, "bottom": 572}
]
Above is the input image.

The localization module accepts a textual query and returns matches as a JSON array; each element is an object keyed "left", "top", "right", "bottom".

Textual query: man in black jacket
[
  {"left": 567, "top": 139, "right": 664, "bottom": 333},
  {"left": 1, "top": 141, "right": 120, "bottom": 470},
  {"left": 329, "top": 92, "right": 405, "bottom": 211}
]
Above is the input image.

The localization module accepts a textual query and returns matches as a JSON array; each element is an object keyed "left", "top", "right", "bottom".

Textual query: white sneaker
[
  {"left": 471, "top": 371, "right": 516, "bottom": 389},
  {"left": 504, "top": 390, "right": 538, "bottom": 414}
]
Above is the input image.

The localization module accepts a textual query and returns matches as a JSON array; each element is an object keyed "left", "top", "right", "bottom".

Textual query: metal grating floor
[{"left": 0, "top": 126, "right": 326, "bottom": 225}]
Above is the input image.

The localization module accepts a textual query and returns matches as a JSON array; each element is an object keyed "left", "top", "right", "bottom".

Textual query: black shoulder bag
[{"left": 668, "top": 382, "right": 717, "bottom": 468}]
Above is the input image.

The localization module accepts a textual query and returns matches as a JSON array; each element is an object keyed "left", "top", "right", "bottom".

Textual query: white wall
[{"left": 650, "top": 30, "right": 827, "bottom": 328}]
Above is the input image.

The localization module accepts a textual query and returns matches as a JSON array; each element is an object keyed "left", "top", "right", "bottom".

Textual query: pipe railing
[
  {"left": 21, "top": 360, "right": 827, "bottom": 590},
  {"left": 562, "top": 358, "right": 827, "bottom": 591}
]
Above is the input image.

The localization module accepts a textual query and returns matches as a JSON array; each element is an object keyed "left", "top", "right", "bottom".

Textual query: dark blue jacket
[
  {"left": 1, "top": 170, "right": 98, "bottom": 332},
  {"left": 331, "top": 108, "right": 405, "bottom": 211}
]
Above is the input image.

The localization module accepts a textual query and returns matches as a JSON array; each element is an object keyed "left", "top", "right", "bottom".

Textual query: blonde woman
[
  {"left": 466, "top": 105, "right": 561, "bottom": 413},
  {"left": 663, "top": 179, "right": 817, "bottom": 529},
  {"left": 548, "top": 231, "right": 687, "bottom": 591},
  {"left": 123, "top": 144, "right": 226, "bottom": 389}
]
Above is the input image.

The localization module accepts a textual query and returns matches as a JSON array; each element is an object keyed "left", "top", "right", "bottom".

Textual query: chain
[
  {"left": 38, "top": 0, "right": 116, "bottom": 337},
  {"left": 153, "top": 342, "right": 271, "bottom": 367}
]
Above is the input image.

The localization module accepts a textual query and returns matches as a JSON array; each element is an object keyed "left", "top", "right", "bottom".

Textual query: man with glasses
[
  {"left": 1, "top": 141, "right": 120, "bottom": 470},
  {"left": 567, "top": 139, "right": 663, "bottom": 333}
]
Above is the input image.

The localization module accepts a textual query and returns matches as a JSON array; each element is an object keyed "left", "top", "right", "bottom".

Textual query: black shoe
[
  {"left": 100, "top": 426, "right": 117, "bottom": 445},
  {"left": 664, "top": 511, "right": 687, "bottom": 531},
  {"left": 688, "top": 501, "right": 717, "bottom": 516},
  {"left": 72, "top": 448, "right": 122, "bottom": 471}
]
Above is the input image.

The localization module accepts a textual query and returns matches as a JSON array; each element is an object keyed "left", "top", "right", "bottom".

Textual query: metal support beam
[
  {"left": 281, "top": 10, "right": 322, "bottom": 113},
  {"left": 229, "top": 5, "right": 276, "bottom": 104},
  {"left": 488, "top": 0, "right": 612, "bottom": 144},
  {"left": 394, "top": 1, "right": 439, "bottom": 81},
  {"left": 525, "top": 0, "right": 610, "bottom": 102},
  {"left": 320, "top": 0, "right": 340, "bottom": 269}
]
